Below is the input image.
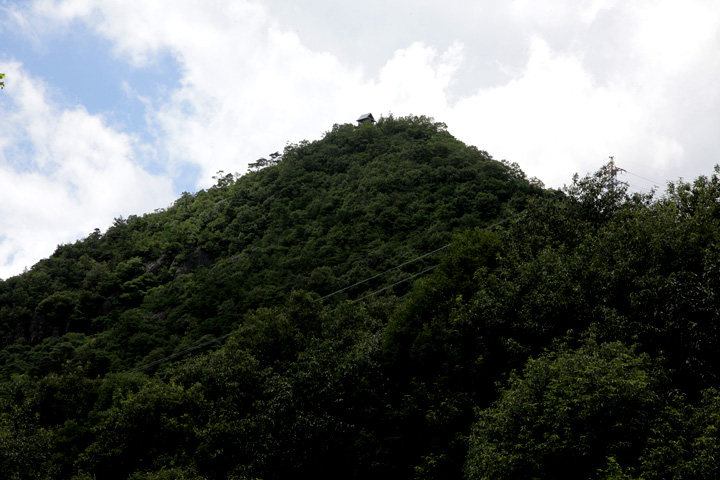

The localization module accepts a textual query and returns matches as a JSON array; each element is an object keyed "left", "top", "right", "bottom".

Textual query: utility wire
[
  {"left": 127, "top": 215, "right": 516, "bottom": 373},
  {"left": 315, "top": 243, "right": 451, "bottom": 302},
  {"left": 326, "top": 216, "right": 516, "bottom": 311},
  {"left": 331, "top": 264, "right": 440, "bottom": 312},
  {"left": 126, "top": 161, "right": 656, "bottom": 373},
  {"left": 625, "top": 170, "right": 663, "bottom": 186},
  {"left": 627, "top": 182, "right": 654, "bottom": 194},
  {"left": 129, "top": 333, "right": 230, "bottom": 373},
  {"left": 316, "top": 216, "right": 514, "bottom": 304}
]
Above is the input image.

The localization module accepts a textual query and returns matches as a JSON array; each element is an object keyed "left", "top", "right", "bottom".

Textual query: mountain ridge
[
  {"left": 0, "top": 114, "right": 542, "bottom": 374},
  {"left": 5, "top": 115, "right": 718, "bottom": 479}
]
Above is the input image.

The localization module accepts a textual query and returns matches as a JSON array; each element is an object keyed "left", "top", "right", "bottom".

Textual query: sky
[{"left": 0, "top": 0, "right": 719, "bottom": 279}]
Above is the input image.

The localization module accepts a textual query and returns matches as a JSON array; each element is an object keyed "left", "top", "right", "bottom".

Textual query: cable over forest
[{"left": 3, "top": 115, "right": 720, "bottom": 479}]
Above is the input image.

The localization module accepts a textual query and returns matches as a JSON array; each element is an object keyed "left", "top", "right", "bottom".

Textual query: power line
[
  {"left": 324, "top": 216, "right": 517, "bottom": 312},
  {"left": 127, "top": 216, "right": 517, "bottom": 373},
  {"left": 627, "top": 182, "right": 654, "bottom": 194},
  {"left": 315, "top": 244, "right": 451, "bottom": 302},
  {"left": 129, "top": 333, "right": 230, "bottom": 373},
  {"left": 625, "top": 170, "right": 663, "bottom": 186},
  {"left": 125, "top": 217, "right": 515, "bottom": 374},
  {"left": 331, "top": 264, "right": 440, "bottom": 312},
  {"left": 316, "top": 216, "right": 514, "bottom": 304},
  {"left": 125, "top": 162, "right": 661, "bottom": 373}
]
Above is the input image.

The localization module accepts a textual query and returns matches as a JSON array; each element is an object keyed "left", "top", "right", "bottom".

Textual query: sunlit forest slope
[{"left": 2, "top": 115, "right": 720, "bottom": 480}]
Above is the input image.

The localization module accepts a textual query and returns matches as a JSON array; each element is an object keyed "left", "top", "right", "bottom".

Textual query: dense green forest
[{"left": 1, "top": 114, "right": 720, "bottom": 479}]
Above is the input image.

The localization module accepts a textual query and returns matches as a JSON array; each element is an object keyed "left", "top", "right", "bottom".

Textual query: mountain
[
  {"left": 0, "top": 115, "right": 541, "bottom": 374},
  {"left": 0, "top": 115, "right": 543, "bottom": 479},
  {"left": 3, "top": 114, "right": 720, "bottom": 480}
]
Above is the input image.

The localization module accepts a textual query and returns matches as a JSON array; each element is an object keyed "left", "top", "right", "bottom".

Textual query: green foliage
[
  {"left": 465, "top": 341, "right": 661, "bottom": 480},
  {"left": 641, "top": 389, "right": 720, "bottom": 479},
  {"left": 595, "top": 457, "right": 640, "bottom": 480},
  {"left": 127, "top": 467, "right": 208, "bottom": 480},
  {"left": 0, "top": 417, "right": 55, "bottom": 479},
  {"left": 5, "top": 117, "right": 720, "bottom": 478},
  {"left": 79, "top": 378, "right": 205, "bottom": 479},
  {"left": 0, "top": 114, "right": 538, "bottom": 370}
]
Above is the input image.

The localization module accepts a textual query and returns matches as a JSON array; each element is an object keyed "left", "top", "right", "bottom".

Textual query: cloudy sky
[{"left": 1, "top": 0, "right": 719, "bottom": 279}]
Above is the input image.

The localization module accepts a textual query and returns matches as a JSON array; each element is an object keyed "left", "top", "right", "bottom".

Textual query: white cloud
[
  {"left": 444, "top": 36, "right": 685, "bottom": 187},
  {"left": 22, "top": 0, "right": 365, "bottom": 185},
  {"left": 371, "top": 41, "right": 464, "bottom": 114},
  {"left": 0, "top": 62, "right": 175, "bottom": 278},
  {"left": 33, "top": 0, "right": 715, "bottom": 190},
  {"left": 16, "top": 1, "right": 473, "bottom": 188},
  {"left": 628, "top": 0, "right": 720, "bottom": 76},
  {"left": 3, "top": 0, "right": 720, "bottom": 280}
]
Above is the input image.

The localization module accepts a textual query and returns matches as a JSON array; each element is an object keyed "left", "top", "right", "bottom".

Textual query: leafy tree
[
  {"left": 641, "top": 389, "right": 720, "bottom": 479},
  {"left": 0, "top": 416, "right": 55, "bottom": 479},
  {"left": 127, "top": 467, "right": 208, "bottom": 480},
  {"left": 9, "top": 119, "right": 720, "bottom": 478},
  {"left": 79, "top": 378, "right": 205, "bottom": 480},
  {"left": 465, "top": 340, "right": 663, "bottom": 480}
]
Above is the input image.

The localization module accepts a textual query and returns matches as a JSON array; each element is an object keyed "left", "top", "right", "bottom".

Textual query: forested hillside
[
  {"left": 2, "top": 114, "right": 720, "bottom": 479},
  {"left": 0, "top": 115, "right": 538, "bottom": 377}
]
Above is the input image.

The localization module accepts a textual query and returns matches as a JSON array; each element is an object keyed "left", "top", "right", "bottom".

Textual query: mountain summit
[{"left": 12, "top": 115, "right": 720, "bottom": 479}]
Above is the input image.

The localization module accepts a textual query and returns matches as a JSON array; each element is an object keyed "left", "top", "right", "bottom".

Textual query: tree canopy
[{"left": 2, "top": 115, "right": 720, "bottom": 478}]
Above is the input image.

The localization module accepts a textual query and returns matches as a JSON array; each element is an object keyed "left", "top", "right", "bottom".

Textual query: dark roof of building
[{"left": 357, "top": 113, "right": 375, "bottom": 123}]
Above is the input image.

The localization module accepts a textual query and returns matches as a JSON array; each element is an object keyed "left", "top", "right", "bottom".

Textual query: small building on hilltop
[{"left": 357, "top": 113, "right": 376, "bottom": 125}]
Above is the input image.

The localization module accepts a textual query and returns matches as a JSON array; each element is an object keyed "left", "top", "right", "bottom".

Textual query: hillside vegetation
[{"left": 2, "top": 115, "right": 720, "bottom": 479}]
